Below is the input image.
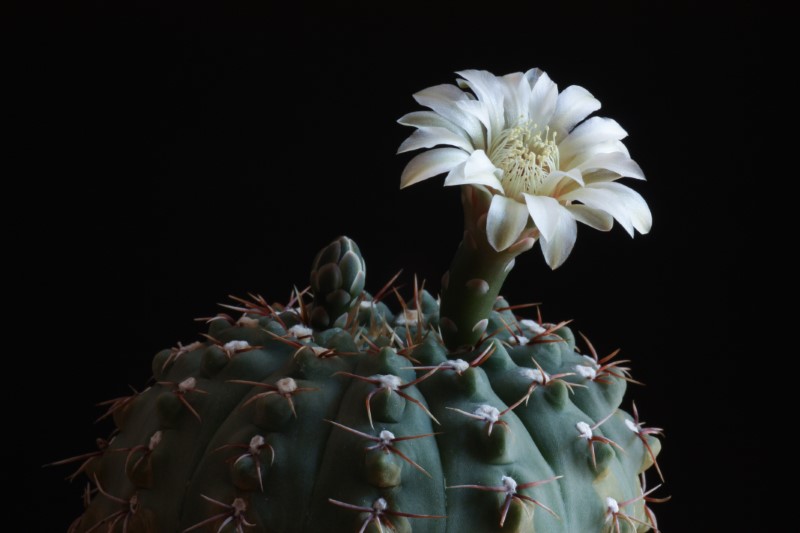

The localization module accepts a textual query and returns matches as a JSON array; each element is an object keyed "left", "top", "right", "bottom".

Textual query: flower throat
[{"left": 491, "top": 122, "right": 559, "bottom": 198}]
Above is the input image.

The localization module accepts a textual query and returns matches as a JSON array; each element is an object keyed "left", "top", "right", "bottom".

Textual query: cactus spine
[{"left": 58, "top": 235, "right": 664, "bottom": 532}]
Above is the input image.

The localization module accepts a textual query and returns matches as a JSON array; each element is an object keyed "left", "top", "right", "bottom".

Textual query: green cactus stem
[
  {"left": 57, "top": 236, "right": 664, "bottom": 533},
  {"left": 439, "top": 187, "right": 536, "bottom": 350}
]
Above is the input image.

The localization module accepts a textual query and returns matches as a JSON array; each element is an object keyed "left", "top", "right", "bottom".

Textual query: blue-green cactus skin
[{"left": 64, "top": 238, "right": 662, "bottom": 533}]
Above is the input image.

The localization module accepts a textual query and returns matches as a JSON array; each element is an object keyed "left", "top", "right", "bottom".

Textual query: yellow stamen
[{"left": 490, "top": 121, "right": 559, "bottom": 198}]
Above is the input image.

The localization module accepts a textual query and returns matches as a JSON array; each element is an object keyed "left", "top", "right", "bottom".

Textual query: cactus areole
[{"left": 59, "top": 69, "right": 665, "bottom": 532}]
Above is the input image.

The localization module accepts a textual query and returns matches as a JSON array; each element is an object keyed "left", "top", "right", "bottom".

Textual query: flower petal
[
  {"left": 400, "top": 148, "right": 469, "bottom": 189},
  {"left": 500, "top": 71, "right": 531, "bottom": 125},
  {"left": 456, "top": 69, "right": 505, "bottom": 134},
  {"left": 558, "top": 117, "right": 628, "bottom": 166},
  {"left": 523, "top": 68, "right": 545, "bottom": 90},
  {"left": 397, "top": 126, "right": 474, "bottom": 153},
  {"left": 577, "top": 152, "right": 645, "bottom": 180},
  {"left": 561, "top": 182, "right": 652, "bottom": 235},
  {"left": 550, "top": 85, "right": 601, "bottom": 138},
  {"left": 456, "top": 99, "right": 493, "bottom": 142},
  {"left": 528, "top": 72, "right": 559, "bottom": 127},
  {"left": 413, "top": 84, "right": 485, "bottom": 147},
  {"left": 398, "top": 111, "right": 469, "bottom": 138},
  {"left": 538, "top": 208, "right": 578, "bottom": 269},
  {"left": 566, "top": 204, "right": 613, "bottom": 231},
  {"left": 486, "top": 195, "right": 530, "bottom": 251},
  {"left": 523, "top": 194, "right": 564, "bottom": 242},
  {"left": 538, "top": 167, "right": 584, "bottom": 197},
  {"left": 444, "top": 150, "right": 504, "bottom": 191}
]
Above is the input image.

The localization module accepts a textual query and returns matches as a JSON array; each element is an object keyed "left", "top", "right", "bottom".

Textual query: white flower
[{"left": 398, "top": 69, "right": 651, "bottom": 268}]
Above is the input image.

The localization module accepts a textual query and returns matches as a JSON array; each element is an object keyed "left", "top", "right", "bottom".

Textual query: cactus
[
  {"left": 58, "top": 236, "right": 664, "bottom": 533},
  {"left": 57, "top": 68, "right": 666, "bottom": 532}
]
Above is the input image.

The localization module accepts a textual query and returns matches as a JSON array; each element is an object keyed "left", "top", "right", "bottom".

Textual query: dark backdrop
[{"left": 11, "top": 2, "right": 763, "bottom": 531}]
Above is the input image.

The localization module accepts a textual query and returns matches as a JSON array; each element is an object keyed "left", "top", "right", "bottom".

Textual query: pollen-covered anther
[{"left": 493, "top": 122, "right": 560, "bottom": 198}]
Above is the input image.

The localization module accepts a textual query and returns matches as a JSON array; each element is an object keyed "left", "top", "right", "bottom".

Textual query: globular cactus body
[{"left": 64, "top": 237, "right": 662, "bottom": 533}]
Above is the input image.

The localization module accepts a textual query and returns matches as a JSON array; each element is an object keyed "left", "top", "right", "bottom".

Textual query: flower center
[{"left": 491, "top": 122, "right": 559, "bottom": 199}]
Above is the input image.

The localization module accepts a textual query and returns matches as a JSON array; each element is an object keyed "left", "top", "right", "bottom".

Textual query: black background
[{"left": 11, "top": 1, "right": 763, "bottom": 531}]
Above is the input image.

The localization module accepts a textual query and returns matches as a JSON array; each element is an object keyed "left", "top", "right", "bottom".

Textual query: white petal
[
  {"left": 400, "top": 148, "right": 469, "bottom": 189},
  {"left": 594, "top": 182, "right": 652, "bottom": 234},
  {"left": 413, "top": 83, "right": 469, "bottom": 104},
  {"left": 456, "top": 99, "right": 493, "bottom": 140},
  {"left": 558, "top": 117, "right": 628, "bottom": 165},
  {"left": 539, "top": 208, "right": 578, "bottom": 269},
  {"left": 456, "top": 69, "right": 505, "bottom": 133},
  {"left": 523, "top": 68, "right": 545, "bottom": 89},
  {"left": 500, "top": 72, "right": 530, "bottom": 125},
  {"left": 566, "top": 204, "right": 613, "bottom": 231},
  {"left": 568, "top": 139, "right": 631, "bottom": 168},
  {"left": 397, "top": 126, "right": 474, "bottom": 153},
  {"left": 577, "top": 152, "right": 645, "bottom": 180},
  {"left": 561, "top": 182, "right": 651, "bottom": 235},
  {"left": 398, "top": 111, "right": 469, "bottom": 137},
  {"left": 444, "top": 150, "right": 504, "bottom": 191},
  {"left": 538, "top": 167, "right": 584, "bottom": 196},
  {"left": 486, "top": 195, "right": 530, "bottom": 251},
  {"left": 582, "top": 169, "right": 626, "bottom": 184},
  {"left": 528, "top": 72, "right": 558, "bottom": 127},
  {"left": 550, "top": 85, "right": 601, "bottom": 138},
  {"left": 523, "top": 194, "right": 564, "bottom": 242},
  {"left": 413, "top": 84, "right": 485, "bottom": 147}
]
